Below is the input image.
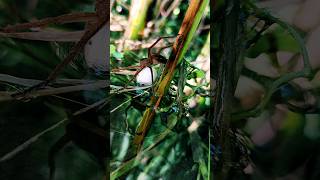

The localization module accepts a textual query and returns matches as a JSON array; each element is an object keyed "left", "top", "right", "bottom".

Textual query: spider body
[{"left": 140, "top": 54, "right": 168, "bottom": 67}]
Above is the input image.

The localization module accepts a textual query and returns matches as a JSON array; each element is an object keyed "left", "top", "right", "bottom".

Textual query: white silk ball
[
  {"left": 84, "top": 23, "right": 108, "bottom": 72},
  {"left": 136, "top": 67, "right": 157, "bottom": 86}
]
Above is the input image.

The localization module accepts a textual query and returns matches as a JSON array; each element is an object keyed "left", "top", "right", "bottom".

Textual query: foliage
[
  {"left": 0, "top": 1, "right": 106, "bottom": 180},
  {"left": 212, "top": 0, "right": 320, "bottom": 179},
  {"left": 111, "top": 0, "right": 210, "bottom": 179}
]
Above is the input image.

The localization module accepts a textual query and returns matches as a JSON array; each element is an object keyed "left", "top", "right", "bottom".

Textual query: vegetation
[
  {"left": 111, "top": 0, "right": 210, "bottom": 179},
  {"left": 0, "top": 0, "right": 107, "bottom": 180},
  {"left": 0, "top": 0, "right": 319, "bottom": 180},
  {"left": 212, "top": 0, "right": 319, "bottom": 179},
  {"left": 112, "top": 0, "right": 320, "bottom": 179}
]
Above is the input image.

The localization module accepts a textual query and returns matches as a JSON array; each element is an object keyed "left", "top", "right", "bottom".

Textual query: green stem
[
  {"left": 125, "top": 0, "right": 153, "bottom": 40},
  {"left": 232, "top": 1, "right": 313, "bottom": 120}
]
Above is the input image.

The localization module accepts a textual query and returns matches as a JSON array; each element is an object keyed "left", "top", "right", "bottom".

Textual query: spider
[{"left": 112, "top": 36, "right": 176, "bottom": 87}]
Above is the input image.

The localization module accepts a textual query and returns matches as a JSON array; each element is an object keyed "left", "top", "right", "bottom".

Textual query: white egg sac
[
  {"left": 136, "top": 67, "right": 157, "bottom": 86},
  {"left": 84, "top": 22, "right": 108, "bottom": 72}
]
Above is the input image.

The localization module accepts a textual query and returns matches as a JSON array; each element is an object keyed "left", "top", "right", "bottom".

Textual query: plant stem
[
  {"left": 232, "top": 1, "right": 313, "bottom": 120},
  {"left": 124, "top": 0, "right": 152, "bottom": 40},
  {"left": 212, "top": 0, "right": 243, "bottom": 179}
]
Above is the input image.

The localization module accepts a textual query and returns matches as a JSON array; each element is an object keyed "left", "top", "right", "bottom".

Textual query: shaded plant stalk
[
  {"left": 133, "top": 0, "right": 209, "bottom": 152},
  {"left": 212, "top": 0, "right": 243, "bottom": 179}
]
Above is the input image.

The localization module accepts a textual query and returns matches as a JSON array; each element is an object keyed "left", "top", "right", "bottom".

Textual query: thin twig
[
  {"left": 52, "top": 95, "right": 89, "bottom": 107},
  {"left": 160, "top": 0, "right": 181, "bottom": 18},
  {"left": 1, "top": 13, "right": 97, "bottom": 32},
  {"left": 110, "top": 85, "right": 151, "bottom": 94},
  {"left": 0, "top": 30, "right": 84, "bottom": 42},
  {"left": 110, "top": 92, "right": 147, "bottom": 113},
  {"left": 0, "top": 74, "right": 101, "bottom": 87},
  {"left": 0, "top": 81, "right": 106, "bottom": 102},
  {"left": 73, "top": 98, "right": 107, "bottom": 116},
  {"left": 0, "top": 119, "right": 67, "bottom": 163}
]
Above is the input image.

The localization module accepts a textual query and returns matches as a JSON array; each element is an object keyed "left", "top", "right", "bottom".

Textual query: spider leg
[
  {"left": 112, "top": 65, "right": 142, "bottom": 72},
  {"left": 127, "top": 65, "right": 146, "bottom": 85},
  {"left": 150, "top": 67, "right": 154, "bottom": 84},
  {"left": 46, "top": 21, "right": 107, "bottom": 83},
  {"left": 156, "top": 44, "right": 173, "bottom": 54},
  {"left": 148, "top": 36, "right": 176, "bottom": 58},
  {"left": 113, "top": 65, "right": 146, "bottom": 94}
]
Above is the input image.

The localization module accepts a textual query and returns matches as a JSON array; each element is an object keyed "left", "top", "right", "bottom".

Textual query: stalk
[
  {"left": 212, "top": 0, "right": 243, "bottom": 179},
  {"left": 124, "top": 0, "right": 152, "bottom": 40},
  {"left": 133, "top": 0, "right": 209, "bottom": 152}
]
